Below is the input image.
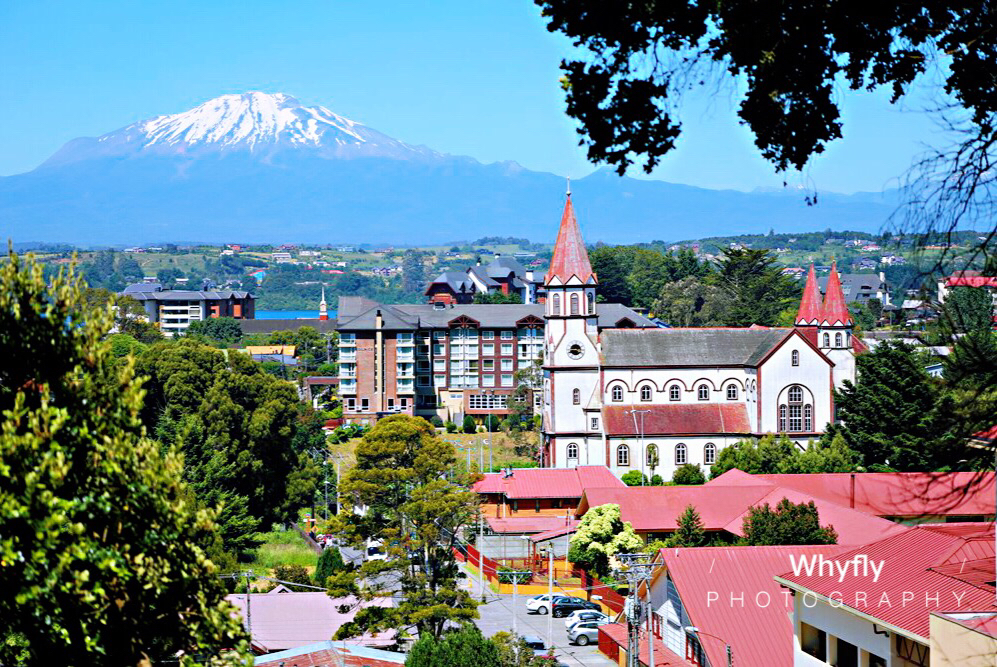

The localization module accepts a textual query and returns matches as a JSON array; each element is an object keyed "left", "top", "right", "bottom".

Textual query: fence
[{"left": 453, "top": 541, "right": 625, "bottom": 615}]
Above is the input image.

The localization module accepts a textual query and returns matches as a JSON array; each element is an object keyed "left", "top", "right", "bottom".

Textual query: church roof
[
  {"left": 545, "top": 195, "right": 596, "bottom": 285},
  {"left": 796, "top": 264, "right": 822, "bottom": 325},
  {"left": 601, "top": 328, "right": 793, "bottom": 367},
  {"left": 820, "top": 262, "right": 853, "bottom": 326}
]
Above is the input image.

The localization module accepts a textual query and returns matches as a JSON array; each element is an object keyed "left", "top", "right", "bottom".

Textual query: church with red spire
[{"left": 542, "top": 194, "right": 862, "bottom": 480}]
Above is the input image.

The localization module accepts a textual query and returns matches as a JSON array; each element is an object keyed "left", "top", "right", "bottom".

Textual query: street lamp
[{"left": 685, "top": 626, "right": 733, "bottom": 667}]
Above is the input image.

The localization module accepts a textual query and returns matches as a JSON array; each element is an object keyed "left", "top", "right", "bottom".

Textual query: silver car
[
  {"left": 564, "top": 610, "right": 609, "bottom": 630},
  {"left": 568, "top": 620, "right": 603, "bottom": 646}
]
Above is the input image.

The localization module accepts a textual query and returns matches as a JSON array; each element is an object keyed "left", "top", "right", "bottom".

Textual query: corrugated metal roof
[
  {"left": 709, "top": 469, "right": 997, "bottom": 518},
  {"left": 602, "top": 404, "right": 752, "bottom": 436},
  {"left": 485, "top": 516, "right": 575, "bottom": 534},
  {"left": 601, "top": 328, "right": 792, "bottom": 367},
  {"left": 659, "top": 545, "right": 843, "bottom": 667},
  {"left": 473, "top": 465, "right": 624, "bottom": 499},
  {"left": 254, "top": 641, "right": 406, "bottom": 666},
  {"left": 599, "top": 623, "right": 689, "bottom": 666},
  {"left": 778, "top": 523, "right": 997, "bottom": 640},
  {"left": 529, "top": 520, "right": 580, "bottom": 543}
]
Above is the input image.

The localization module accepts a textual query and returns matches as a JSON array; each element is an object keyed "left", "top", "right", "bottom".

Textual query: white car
[
  {"left": 525, "top": 593, "right": 568, "bottom": 615},
  {"left": 564, "top": 610, "right": 609, "bottom": 630},
  {"left": 365, "top": 539, "right": 387, "bottom": 562}
]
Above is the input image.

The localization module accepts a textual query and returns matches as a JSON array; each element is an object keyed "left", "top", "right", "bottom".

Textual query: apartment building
[
  {"left": 123, "top": 284, "right": 255, "bottom": 337},
  {"left": 335, "top": 296, "right": 652, "bottom": 425}
]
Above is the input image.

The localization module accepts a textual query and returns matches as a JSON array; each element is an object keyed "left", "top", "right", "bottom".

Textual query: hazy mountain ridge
[{"left": 0, "top": 92, "right": 899, "bottom": 245}]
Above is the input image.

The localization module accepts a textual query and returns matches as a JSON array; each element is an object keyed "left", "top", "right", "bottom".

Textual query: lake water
[{"left": 255, "top": 310, "right": 336, "bottom": 320}]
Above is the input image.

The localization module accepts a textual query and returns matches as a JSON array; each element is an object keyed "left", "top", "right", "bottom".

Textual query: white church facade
[{"left": 541, "top": 192, "right": 863, "bottom": 481}]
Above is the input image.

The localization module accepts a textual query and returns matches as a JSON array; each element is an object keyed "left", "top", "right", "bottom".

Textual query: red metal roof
[
  {"left": 485, "top": 515, "right": 575, "bottom": 534},
  {"left": 819, "top": 261, "right": 853, "bottom": 326},
  {"left": 709, "top": 469, "right": 996, "bottom": 518},
  {"left": 598, "top": 622, "right": 690, "bottom": 666},
  {"left": 578, "top": 484, "right": 904, "bottom": 544},
  {"left": 934, "top": 611, "right": 997, "bottom": 639},
  {"left": 529, "top": 519, "right": 580, "bottom": 543},
  {"left": 472, "top": 465, "right": 623, "bottom": 499},
  {"left": 656, "top": 545, "right": 843, "bottom": 667},
  {"left": 545, "top": 194, "right": 596, "bottom": 285},
  {"left": 946, "top": 271, "right": 997, "bottom": 288},
  {"left": 796, "top": 263, "right": 823, "bottom": 325},
  {"left": 602, "top": 404, "right": 752, "bottom": 436},
  {"left": 778, "top": 523, "right": 997, "bottom": 640},
  {"left": 254, "top": 641, "right": 406, "bottom": 666}
]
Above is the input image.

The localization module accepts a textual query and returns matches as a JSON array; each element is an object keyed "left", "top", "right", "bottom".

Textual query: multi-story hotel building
[
  {"left": 123, "top": 285, "right": 255, "bottom": 337},
  {"left": 335, "top": 296, "right": 652, "bottom": 425}
]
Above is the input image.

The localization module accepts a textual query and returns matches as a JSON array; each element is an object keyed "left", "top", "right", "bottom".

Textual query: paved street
[{"left": 462, "top": 566, "right": 617, "bottom": 667}]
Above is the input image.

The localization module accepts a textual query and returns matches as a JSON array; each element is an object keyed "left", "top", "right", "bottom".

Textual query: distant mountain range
[{"left": 0, "top": 92, "right": 899, "bottom": 245}]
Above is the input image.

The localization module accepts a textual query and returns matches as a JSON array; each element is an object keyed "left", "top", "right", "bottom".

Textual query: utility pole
[
  {"left": 244, "top": 571, "right": 253, "bottom": 640},
  {"left": 508, "top": 570, "right": 532, "bottom": 639},
  {"left": 479, "top": 510, "right": 485, "bottom": 602},
  {"left": 617, "top": 553, "right": 658, "bottom": 667},
  {"left": 626, "top": 410, "right": 650, "bottom": 485},
  {"left": 547, "top": 547, "right": 554, "bottom": 654}
]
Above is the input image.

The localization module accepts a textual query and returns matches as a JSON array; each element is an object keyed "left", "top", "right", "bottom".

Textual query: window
[
  {"left": 590, "top": 416, "right": 599, "bottom": 430},
  {"left": 567, "top": 443, "right": 579, "bottom": 460},
  {"left": 675, "top": 443, "right": 688, "bottom": 465},
  {"left": 482, "top": 359, "right": 494, "bottom": 371},
  {"left": 788, "top": 386, "right": 803, "bottom": 403},
  {"left": 804, "top": 404, "right": 813, "bottom": 431},
  {"left": 500, "top": 359, "right": 513, "bottom": 371},
  {"left": 704, "top": 443, "right": 716, "bottom": 465},
  {"left": 669, "top": 385, "right": 680, "bottom": 401},
  {"left": 789, "top": 405, "right": 803, "bottom": 432},
  {"left": 779, "top": 404, "right": 787, "bottom": 432},
  {"left": 360, "top": 398, "right": 370, "bottom": 412},
  {"left": 482, "top": 374, "right": 495, "bottom": 387},
  {"left": 800, "top": 623, "right": 826, "bottom": 661},
  {"left": 501, "top": 374, "right": 513, "bottom": 387},
  {"left": 791, "top": 350, "right": 799, "bottom": 366},
  {"left": 482, "top": 331, "right": 495, "bottom": 340},
  {"left": 340, "top": 333, "right": 356, "bottom": 344},
  {"left": 697, "top": 384, "right": 709, "bottom": 400},
  {"left": 482, "top": 343, "right": 494, "bottom": 356},
  {"left": 611, "top": 385, "right": 624, "bottom": 402},
  {"left": 822, "top": 333, "right": 830, "bottom": 347},
  {"left": 646, "top": 444, "right": 658, "bottom": 466},
  {"left": 552, "top": 293, "right": 561, "bottom": 314},
  {"left": 570, "top": 293, "right": 580, "bottom": 315},
  {"left": 501, "top": 330, "right": 514, "bottom": 340},
  {"left": 617, "top": 444, "right": 630, "bottom": 466},
  {"left": 434, "top": 374, "right": 446, "bottom": 387},
  {"left": 784, "top": 385, "right": 809, "bottom": 432},
  {"left": 587, "top": 293, "right": 595, "bottom": 314},
  {"left": 468, "top": 394, "right": 508, "bottom": 410},
  {"left": 726, "top": 384, "right": 738, "bottom": 400},
  {"left": 501, "top": 343, "right": 513, "bottom": 356},
  {"left": 834, "top": 637, "right": 858, "bottom": 667},
  {"left": 835, "top": 332, "right": 843, "bottom": 347},
  {"left": 640, "top": 385, "right": 652, "bottom": 401},
  {"left": 433, "top": 330, "right": 446, "bottom": 340},
  {"left": 572, "top": 388, "right": 581, "bottom": 405}
]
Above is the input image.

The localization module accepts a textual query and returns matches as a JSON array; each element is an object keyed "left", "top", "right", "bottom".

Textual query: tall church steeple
[
  {"left": 319, "top": 286, "right": 329, "bottom": 321},
  {"left": 796, "top": 263, "right": 823, "bottom": 326},
  {"left": 545, "top": 187, "right": 597, "bottom": 320}
]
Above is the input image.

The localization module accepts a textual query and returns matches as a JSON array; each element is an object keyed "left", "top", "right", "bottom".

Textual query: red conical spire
[
  {"left": 796, "top": 263, "right": 822, "bottom": 326},
  {"left": 545, "top": 187, "right": 596, "bottom": 285},
  {"left": 820, "top": 261, "right": 852, "bottom": 327}
]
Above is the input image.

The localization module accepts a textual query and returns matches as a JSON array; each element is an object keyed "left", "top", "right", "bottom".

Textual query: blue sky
[{"left": 0, "top": 0, "right": 947, "bottom": 192}]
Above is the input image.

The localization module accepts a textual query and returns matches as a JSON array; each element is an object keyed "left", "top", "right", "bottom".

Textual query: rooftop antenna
[{"left": 566, "top": 176, "right": 571, "bottom": 197}]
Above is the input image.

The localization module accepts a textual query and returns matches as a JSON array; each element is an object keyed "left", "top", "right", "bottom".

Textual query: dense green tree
[
  {"left": 272, "top": 564, "right": 313, "bottom": 590},
  {"left": 186, "top": 316, "right": 243, "bottom": 344},
  {"left": 589, "top": 245, "right": 634, "bottom": 305},
  {"left": 709, "top": 248, "right": 799, "bottom": 326},
  {"left": 827, "top": 341, "right": 965, "bottom": 470},
  {"left": 0, "top": 252, "right": 248, "bottom": 665},
  {"left": 742, "top": 499, "right": 838, "bottom": 546},
  {"left": 136, "top": 339, "right": 306, "bottom": 555},
  {"left": 402, "top": 250, "right": 427, "bottom": 294},
  {"left": 666, "top": 505, "right": 706, "bottom": 548},
  {"left": 710, "top": 434, "right": 858, "bottom": 479},
  {"left": 568, "top": 504, "right": 643, "bottom": 578},
  {"left": 944, "top": 286, "right": 994, "bottom": 334},
  {"left": 314, "top": 547, "right": 347, "bottom": 585},
  {"left": 330, "top": 416, "right": 480, "bottom": 641},
  {"left": 652, "top": 276, "right": 723, "bottom": 326},
  {"left": 627, "top": 247, "right": 673, "bottom": 309},
  {"left": 462, "top": 415, "right": 477, "bottom": 434},
  {"left": 474, "top": 291, "right": 524, "bottom": 304},
  {"left": 405, "top": 624, "right": 502, "bottom": 667},
  {"left": 671, "top": 463, "right": 706, "bottom": 485}
]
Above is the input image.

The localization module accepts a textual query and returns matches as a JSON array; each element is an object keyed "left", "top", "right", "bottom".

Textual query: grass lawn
[{"left": 251, "top": 525, "right": 319, "bottom": 572}]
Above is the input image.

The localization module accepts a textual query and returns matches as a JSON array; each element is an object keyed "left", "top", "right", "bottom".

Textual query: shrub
[
  {"left": 272, "top": 564, "right": 312, "bottom": 590},
  {"left": 314, "top": 546, "right": 347, "bottom": 585},
  {"left": 650, "top": 474, "right": 664, "bottom": 486},
  {"left": 445, "top": 421, "right": 458, "bottom": 433},
  {"left": 672, "top": 464, "right": 706, "bottom": 485},
  {"left": 621, "top": 470, "right": 648, "bottom": 486},
  {"left": 462, "top": 415, "right": 477, "bottom": 434},
  {"left": 430, "top": 415, "right": 444, "bottom": 428}
]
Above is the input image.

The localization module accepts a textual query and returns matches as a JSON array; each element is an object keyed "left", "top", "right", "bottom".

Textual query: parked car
[
  {"left": 568, "top": 620, "right": 602, "bottom": 646},
  {"left": 365, "top": 539, "right": 386, "bottom": 562},
  {"left": 551, "top": 596, "right": 601, "bottom": 618},
  {"left": 564, "top": 610, "right": 609, "bottom": 630},
  {"left": 521, "top": 635, "right": 547, "bottom": 656},
  {"left": 525, "top": 593, "right": 569, "bottom": 615}
]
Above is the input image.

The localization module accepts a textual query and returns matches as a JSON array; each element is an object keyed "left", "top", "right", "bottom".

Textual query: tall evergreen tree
[{"left": 667, "top": 505, "right": 706, "bottom": 547}]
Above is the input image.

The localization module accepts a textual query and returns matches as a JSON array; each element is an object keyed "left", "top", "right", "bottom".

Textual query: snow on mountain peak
[{"left": 139, "top": 91, "right": 368, "bottom": 149}]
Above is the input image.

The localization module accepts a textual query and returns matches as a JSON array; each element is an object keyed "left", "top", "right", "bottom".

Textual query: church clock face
[{"left": 567, "top": 341, "right": 585, "bottom": 360}]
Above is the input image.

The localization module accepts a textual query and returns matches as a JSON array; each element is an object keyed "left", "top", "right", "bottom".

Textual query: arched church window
[
  {"left": 617, "top": 444, "right": 630, "bottom": 466},
  {"left": 587, "top": 293, "right": 595, "bottom": 314},
  {"left": 572, "top": 388, "right": 580, "bottom": 405},
  {"left": 822, "top": 333, "right": 830, "bottom": 347},
  {"left": 669, "top": 385, "right": 680, "bottom": 401},
  {"left": 675, "top": 443, "right": 688, "bottom": 465},
  {"left": 792, "top": 350, "right": 799, "bottom": 366},
  {"left": 640, "top": 385, "right": 652, "bottom": 402},
  {"left": 835, "top": 332, "right": 843, "bottom": 347},
  {"left": 570, "top": 294, "right": 580, "bottom": 315},
  {"left": 552, "top": 293, "right": 561, "bottom": 315},
  {"left": 611, "top": 385, "right": 623, "bottom": 402},
  {"left": 697, "top": 384, "right": 709, "bottom": 400},
  {"left": 567, "top": 443, "right": 579, "bottom": 460},
  {"left": 726, "top": 384, "right": 738, "bottom": 400},
  {"left": 704, "top": 443, "right": 717, "bottom": 465}
]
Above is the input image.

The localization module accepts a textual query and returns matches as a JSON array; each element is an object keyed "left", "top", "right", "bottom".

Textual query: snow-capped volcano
[{"left": 43, "top": 92, "right": 440, "bottom": 165}]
